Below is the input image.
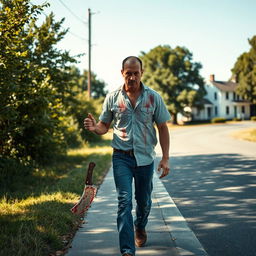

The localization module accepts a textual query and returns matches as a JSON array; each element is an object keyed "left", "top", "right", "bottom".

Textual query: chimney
[{"left": 209, "top": 74, "right": 215, "bottom": 82}]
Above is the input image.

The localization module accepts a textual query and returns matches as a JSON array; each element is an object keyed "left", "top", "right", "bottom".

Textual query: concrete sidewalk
[{"left": 66, "top": 161, "right": 208, "bottom": 256}]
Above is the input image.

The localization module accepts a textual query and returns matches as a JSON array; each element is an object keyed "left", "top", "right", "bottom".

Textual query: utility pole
[{"left": 88, "top": 8, "right": 91, "bottom": 98}]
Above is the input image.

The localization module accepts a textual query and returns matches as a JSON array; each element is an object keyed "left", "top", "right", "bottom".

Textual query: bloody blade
[{"left": 71, "top": 162, "right": 97, "bottom": 216}]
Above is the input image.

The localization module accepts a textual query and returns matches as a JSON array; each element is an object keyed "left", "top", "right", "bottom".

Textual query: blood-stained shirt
[{"left": 99, "top": 83, "right": 171, "bottom": 166}]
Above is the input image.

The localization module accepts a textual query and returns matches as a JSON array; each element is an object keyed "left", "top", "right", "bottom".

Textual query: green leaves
[
  {"left": 232, "top": 35, "right": 256, "bottom": 103},
  {"left": 0, "top": 0, "right": 75, "bottom": 166},
  {"left": 140, "top": 45, "right": 205, "bottom": 123},
  {"left": 0, "top": 0, "right": 108, "bottom": 169}
]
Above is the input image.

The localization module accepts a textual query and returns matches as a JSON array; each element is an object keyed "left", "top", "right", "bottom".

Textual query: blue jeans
[{"left": 112, "top": 151, "right": 154, "bottom": 256}]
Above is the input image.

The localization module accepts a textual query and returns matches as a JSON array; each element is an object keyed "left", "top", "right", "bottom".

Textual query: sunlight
[
  {"left": 197, "top": 222, "right": 226, "bottom": 229},
  {"left": 86, "top": 228, "right": 116, "bottom": 233},
  {"left": 222, "top": 171, "right": 256, "bottom": 176},
  {"left": 215, "top": 186, "right": 245, "bottom": 192}
]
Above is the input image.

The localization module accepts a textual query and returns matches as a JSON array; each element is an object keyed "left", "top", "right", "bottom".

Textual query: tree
[
  {"left": 0, "top": 0, "right": 77, "bottom": 165},
  {"left": 80, "top": 70, "right": 107, "bottom": 99},
  {"left": 65, "top": 66, "right": 107, "bottom": 145},
  {"left": 231, "top": 35, "right": 256, "bottom": 103},
  {"left": 65, "top": 66, "right": 108, "bottom": 98},
  {"left": 140, "top": 45, "right": 206, "bottom": 124}
]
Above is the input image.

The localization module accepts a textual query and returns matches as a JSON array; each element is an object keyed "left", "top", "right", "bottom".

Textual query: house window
[
  {"left": 242, "top": 106, "right": 245, "bottom": 114},
  {"left": 214, "top": 92, "right": 217, "bottom": 100},
  {"left": 234, "top": 106, "right": 237, "bottom": 117},
  {"left": 215, "top": 106, "right": 218, "bottom": 115},
  {"left": 233, "top": 92, "right": 236, "bottom": 100},
  {"left": 226, "top": 92, "right": 229, "bottom": 100},
  {"left": 226, "top": 106, "right": 230, "bottom": 115},
  {"left": 207, "top": 107, "right": 212, "bottom": 118}
]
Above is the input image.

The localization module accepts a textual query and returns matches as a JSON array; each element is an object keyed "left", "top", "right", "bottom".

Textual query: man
[{"left": 84, "top": 56, "right": 170, "bottom": 256}]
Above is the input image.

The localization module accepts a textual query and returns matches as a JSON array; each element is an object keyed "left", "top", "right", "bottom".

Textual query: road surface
[{"left": 156, "top": 121, "right": 256, "bottom": 256}]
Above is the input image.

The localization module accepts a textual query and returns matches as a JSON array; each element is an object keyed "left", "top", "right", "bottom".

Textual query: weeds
[{"left": 0, "top": 135, "right": 112, "bottom": 256}]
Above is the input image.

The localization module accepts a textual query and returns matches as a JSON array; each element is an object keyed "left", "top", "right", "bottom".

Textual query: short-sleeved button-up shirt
[{"left": 99, "top": 83, "right": 171, "bottom": 166}]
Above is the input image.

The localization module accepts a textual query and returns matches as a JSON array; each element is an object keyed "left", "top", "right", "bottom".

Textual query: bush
[
  {"left": 0, "top": 2, "right": 78, "bottom": 166},
  {"left": 233, "top": 117, "right": 242, "bottom": 121},
  {"left": 211, "top": 117, "right": 226, "bottom": 123},
  {"left": 0, "top": 158, "right": 33, "bottom": 191},
  {"left": 251, "top": 116, "right": 256, "bottom": 121}
]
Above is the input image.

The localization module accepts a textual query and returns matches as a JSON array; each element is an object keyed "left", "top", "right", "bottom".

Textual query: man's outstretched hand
[{"left": 84, "top": 113, "right": 97, "bottom": 132}]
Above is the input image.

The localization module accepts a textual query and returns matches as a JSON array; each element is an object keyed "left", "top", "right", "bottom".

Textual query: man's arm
[
  {"left": 84, "top": 113, "right": 111, "bottom": 135},
  {"left": 156, "top": 122, "right": 170, "bottom": 178}
]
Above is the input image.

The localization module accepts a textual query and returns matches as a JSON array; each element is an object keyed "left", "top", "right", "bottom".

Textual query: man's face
[{"left": 121, "top": 61, "right": 143, "bottom": 92}]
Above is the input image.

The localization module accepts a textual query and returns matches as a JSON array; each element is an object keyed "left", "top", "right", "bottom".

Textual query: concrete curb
[
  {"left": 153, "top": 173, "right": 209, "bottom": 256},
  {"left": 66, "top": 166, "right": 209, "bottom": 256}
]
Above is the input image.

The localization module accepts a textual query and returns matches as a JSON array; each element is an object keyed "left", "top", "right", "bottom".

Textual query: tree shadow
[{"left": 158, "top": 153, "right": 256, "bottom": 256}]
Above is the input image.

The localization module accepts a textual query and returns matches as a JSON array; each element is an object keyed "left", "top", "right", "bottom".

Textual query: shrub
[
  {"left": 251, "top": 116, "right": 256, "bottom": 121},
  {"left": 233, "top": 117, "right": 242, "bottom": 121},
  {"left": 211, "top": 117, "right": 226, "bottom": 123},
  {"left": 0, "top": 158, "right": 33, "bottom": 191},
  {"left": 0, "top": 2, "right": 77, "bottom": 166}
]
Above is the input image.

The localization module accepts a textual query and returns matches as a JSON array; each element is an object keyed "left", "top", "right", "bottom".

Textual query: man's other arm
[{"left": 156, "top": 122, "right": 170, "bottom": 178}]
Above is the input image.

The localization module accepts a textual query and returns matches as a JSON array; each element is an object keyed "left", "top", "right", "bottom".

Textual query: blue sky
[{"left": 33, "top": 0, "right": 256, "bottom": 91}]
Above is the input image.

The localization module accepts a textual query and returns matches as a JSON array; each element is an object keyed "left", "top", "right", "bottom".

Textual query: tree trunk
[{"left": 171, "top": 113, "right": 178, "bottom": 125}]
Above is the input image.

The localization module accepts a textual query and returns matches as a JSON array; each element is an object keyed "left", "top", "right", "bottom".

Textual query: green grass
[
  {"left": 0, "top": 134, "right": 112, "bottom": 256},
  {"left": 231, "top": 128, "right": 256, "bottom": 143}
]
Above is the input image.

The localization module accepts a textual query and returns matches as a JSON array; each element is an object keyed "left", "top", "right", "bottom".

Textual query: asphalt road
[{"left": 157, "top": 121, "right": 256, "bottom": 256}]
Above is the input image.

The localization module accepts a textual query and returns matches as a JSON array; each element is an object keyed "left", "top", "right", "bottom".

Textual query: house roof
[
  {"left": 211, "top": 80, "right": 237, "bottom": 92},
  {"left": 202, "top": 98, "right": 213, "bottom": 105}
]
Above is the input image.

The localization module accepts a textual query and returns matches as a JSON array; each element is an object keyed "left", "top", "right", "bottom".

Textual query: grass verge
[
  {"left": 0, "top": 133, "right": 112, "bottom": 256},
  {"left": 231, "top": 128, "right": 256, "bottom": 142}
]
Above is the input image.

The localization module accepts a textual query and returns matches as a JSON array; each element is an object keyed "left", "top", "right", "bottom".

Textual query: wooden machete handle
[{"left": 85, "top": 162, "right": 96, "bottom": 185}]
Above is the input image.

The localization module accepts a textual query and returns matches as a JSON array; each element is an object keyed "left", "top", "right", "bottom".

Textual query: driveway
[{"left": 155, "top": 121, "right": 256, "bottom": 256}]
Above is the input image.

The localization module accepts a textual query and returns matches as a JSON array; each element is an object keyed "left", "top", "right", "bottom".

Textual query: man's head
[{"left": 121, "top": 56, "right": 144, "bottom": 92}]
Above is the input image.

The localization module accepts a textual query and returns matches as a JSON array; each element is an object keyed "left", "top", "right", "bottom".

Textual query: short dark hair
[{"left": 122, "top": 56, "right": 143, "bottom": 70}]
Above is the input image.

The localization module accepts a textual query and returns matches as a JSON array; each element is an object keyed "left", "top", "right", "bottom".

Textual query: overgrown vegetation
[
  {"left": 0, "top": 2, "right": 110, "bottom": 254},
  {"left": 0, "top": 0, "right": 107, "bottom": 175},
  {"left": 0, "top": 133, "right": 112, "bottom": 256}
]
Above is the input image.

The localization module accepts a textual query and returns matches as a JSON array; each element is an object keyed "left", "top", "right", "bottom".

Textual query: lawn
[
  {"left": 0, "top": 133, "right": 112, "bottom": 256},
  {"left": 231, "top": 128, "right": 256, "bottom": 142}
]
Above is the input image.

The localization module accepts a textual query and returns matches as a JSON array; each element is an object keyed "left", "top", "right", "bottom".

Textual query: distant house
[{"left": 190, "top": 74, "right": 253, "bottom": 121}]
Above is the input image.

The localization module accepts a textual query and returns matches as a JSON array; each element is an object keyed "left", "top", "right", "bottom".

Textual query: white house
[{"left": 191, "top": 74, "right": 252, "bottom": 121}]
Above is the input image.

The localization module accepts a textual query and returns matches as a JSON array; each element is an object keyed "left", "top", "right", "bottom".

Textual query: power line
[
  {"left": 67, "top": 30, "right": 87, "bottom": 41},
  {"left": 57, "top": 0, "right": 87, "bottom": 25},
  {"left": 30, "top": 1, "right": 86, "bottom": 41}
]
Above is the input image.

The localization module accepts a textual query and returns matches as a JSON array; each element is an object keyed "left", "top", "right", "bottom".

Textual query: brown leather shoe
[{"left": 135, "top": 227, "right": 147, "bottom": 247}]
